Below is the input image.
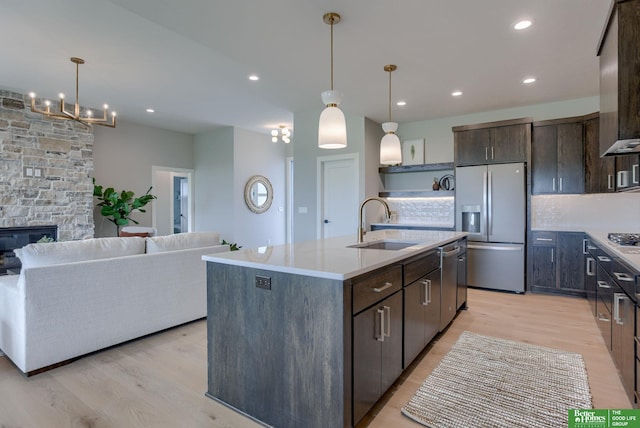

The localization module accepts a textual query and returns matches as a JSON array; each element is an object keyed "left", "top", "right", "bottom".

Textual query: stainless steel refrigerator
[{"left": 455, "top": 163, "right": 525, "bottom": 293}]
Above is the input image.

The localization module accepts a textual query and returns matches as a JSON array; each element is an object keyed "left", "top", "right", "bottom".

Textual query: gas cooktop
[{"left": 608, "top": 233, "right": 640, "bottom": 247}]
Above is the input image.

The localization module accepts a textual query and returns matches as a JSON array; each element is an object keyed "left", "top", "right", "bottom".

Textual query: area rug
[{"left": 401, "top": 331, "right": 592, "bottom": 428}]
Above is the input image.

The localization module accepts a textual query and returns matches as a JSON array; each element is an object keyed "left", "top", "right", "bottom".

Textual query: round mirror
[{"left": 244, "top": 175, "right": 273, "bottom": 214}]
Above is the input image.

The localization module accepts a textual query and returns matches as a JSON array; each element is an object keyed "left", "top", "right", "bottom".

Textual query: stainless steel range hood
[{"left": 603, "top": 138, "right": 640, "bottom": 155}]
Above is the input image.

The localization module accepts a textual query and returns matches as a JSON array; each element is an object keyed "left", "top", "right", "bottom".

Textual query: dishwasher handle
[{"left": 440, "top": 246, "right": 460, "bottom": 258}]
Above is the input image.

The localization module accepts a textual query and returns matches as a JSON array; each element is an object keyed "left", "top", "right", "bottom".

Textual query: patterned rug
[{"left": 401, "top": 331, "right": 592, "bottom": 428}]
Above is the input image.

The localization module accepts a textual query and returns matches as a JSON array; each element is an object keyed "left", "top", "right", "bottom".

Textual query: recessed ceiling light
[
  {"left": 146, "top": 108, "right": 155, "bottom": 113},
  {"left": 523, "top": 77, "right": 536, "bottom": 84},
  {"left": 513, "top": 19, "right": 532, "bottom": 30},
  {"left": 451, "top": 91, "right": 463, "bottom": 97},
  {"left": 396, "top": 100, "right": 407, "bottom": 106},
  {"left": 249, "top": 74, "right": 259, "bottom": 81}
]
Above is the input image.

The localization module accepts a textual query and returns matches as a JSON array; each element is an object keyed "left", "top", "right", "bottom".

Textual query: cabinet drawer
[
  {"left": 532, "top": 231, "right": 556, "bottom": 246},
  {"left": 403, "top": 250, "right": 439, "bottom": 286},
  {"left": 612, "top": 259, "right": 638, "bottom": 304},
  {"left": 352, "top": 265, "right": 403, "bottom": 314},
  {"left": 597, "top": 268, "right": 615, "bottom": 312},
  {"left": 595, "top": 249, "right": 613, "bottom": 275}
]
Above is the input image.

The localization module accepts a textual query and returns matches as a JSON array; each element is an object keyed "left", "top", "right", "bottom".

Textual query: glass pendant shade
[
  {"left": 319, "top": 89, "right": 346, "bottom": 148},
  {"left": 380, "top": 122, "right": 402, "bottom": 165},
  {"left": 318, "top": 105, "right": 347, "bottom": 149}
]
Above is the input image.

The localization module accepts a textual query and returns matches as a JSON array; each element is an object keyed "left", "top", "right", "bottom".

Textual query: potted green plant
[{"left": 93, "top": 178, "right": 157, "bottom": 236}]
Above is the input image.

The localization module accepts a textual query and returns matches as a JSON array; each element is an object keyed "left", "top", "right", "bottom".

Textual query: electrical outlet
[{"left": 255, "top": 275, "right": 271, "bottom": 290}]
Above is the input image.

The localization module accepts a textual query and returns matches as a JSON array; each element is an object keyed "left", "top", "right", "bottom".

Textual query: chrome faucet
[{"left": 358, "top": 197, "right": 391, "bottom": 243}]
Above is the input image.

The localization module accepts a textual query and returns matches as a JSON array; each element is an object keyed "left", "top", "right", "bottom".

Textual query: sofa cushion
[
  {"left": 146, "top": 232, "right": 220, "bottom": 254},
  {"left": 19, "top": 237, "right": 146, "bottom": 269}
]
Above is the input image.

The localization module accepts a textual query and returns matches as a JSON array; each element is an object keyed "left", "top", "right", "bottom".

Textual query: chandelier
[
  {"left": 29, "top": 57, "right": 116, "bottom": 128},
  {"left": 271, "top": 125, "right": 292, "bottom": 143},
  {"left": 318, "top": 12, "right": 347, "bottom": 149}
]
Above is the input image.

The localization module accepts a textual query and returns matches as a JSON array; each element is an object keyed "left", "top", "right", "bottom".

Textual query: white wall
[
  {"left": 93, "top": 120, "right": 194, "bottom": 237},
  {"left": 194, "top": 126, "right": 286, "bottom": 248},
  {"left": 194, "top": 127, "right": 234, "bottom": 239}
]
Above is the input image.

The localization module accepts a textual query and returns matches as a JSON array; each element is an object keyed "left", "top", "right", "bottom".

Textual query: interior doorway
[
  {"left": 152, "top": 166, "right": 195, "bottom": 235},
  {"left": 317, "top": 154, "right": 359, "bottom": 239}
]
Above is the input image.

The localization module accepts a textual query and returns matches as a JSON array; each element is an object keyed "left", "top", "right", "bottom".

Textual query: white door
[{"left": 320, "top": 156, "right": 358, "bottom": 239}]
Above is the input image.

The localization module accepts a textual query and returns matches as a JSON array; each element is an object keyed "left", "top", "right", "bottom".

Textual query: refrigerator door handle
[
  {"left": 482, "top": 171, "right": 487, "bottom": 238},
  {"left": 487, "top": 170, "right": 492, "bottom": 238}
]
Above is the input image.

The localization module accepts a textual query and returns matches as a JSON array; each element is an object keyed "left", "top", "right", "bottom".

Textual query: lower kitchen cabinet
[
  {"left": 584, "top": 237, "right": 598, "bottom": 316},
  {"left": 612, "top": 283, "right": 635, "bottom": 400},
  {"left": 404, "top": 267, "right": 441, "bottom": 368},
  {"left": 530, "top": 231, "right": 585, "bottom": 296},
  {"left": 353, "top": 290, "right": 403, "bottom": 426}
]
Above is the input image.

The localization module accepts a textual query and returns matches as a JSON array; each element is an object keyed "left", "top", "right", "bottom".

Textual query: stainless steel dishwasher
[{"left": 439, "top": 241, "right": 461, "bottom": 331}]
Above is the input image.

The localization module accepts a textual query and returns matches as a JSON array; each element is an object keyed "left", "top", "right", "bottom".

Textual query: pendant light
[
  {"left": 318, "top": 12, "right": 347, "bottom": 149},
  {"left": 380, "top": 64, "right": 402, "bottom": 165}
]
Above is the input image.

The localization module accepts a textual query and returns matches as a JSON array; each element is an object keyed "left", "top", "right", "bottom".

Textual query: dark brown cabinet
[
  {"left": 453, "top": 118, "right": 530, "bottom": 166},
  {"left": 615, "top": 154, "right": 640, "bottom": 191},
  {"left": 353, "top": 290, "right": 403, "bottom": 426},
  {"left": 584, "top": 114, "right": 616, "bottom": 193},
  {"left": 598, "top": 0, "right": 640, "bottom": 157},
  {"left": 532, "top": 118, "right": 584, "bottom": 194},
  {"left": 530, "top": 231, "right": 585, "bottom": 296}
]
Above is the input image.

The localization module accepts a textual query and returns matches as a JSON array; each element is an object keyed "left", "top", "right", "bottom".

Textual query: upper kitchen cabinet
[
  {"left": 453, "top": 118, "right": 531, "bottom": 166},
  {"left": 598, "top": 0, "right": 640, "bottom": 157},
  {"left": 584, "top": 113, "right": 616, "bottom": 193},
  {"left": 615, "top": 154, "right": 640, "bottom": 190},
  {"left": 531, "top": 117, "right": 584, "bottom": 194}
]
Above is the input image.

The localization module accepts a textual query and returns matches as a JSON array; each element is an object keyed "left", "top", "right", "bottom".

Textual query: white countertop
[
  {"left": 586, "top": 231, "right": 640, "bottom": 272},
  {"left": 202, "top": 229, "right": 468, "bottom": 280}
]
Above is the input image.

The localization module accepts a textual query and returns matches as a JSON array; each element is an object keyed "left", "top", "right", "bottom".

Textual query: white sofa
[{"left": 0, "top": 232, "right": 229, "bottom": 375}]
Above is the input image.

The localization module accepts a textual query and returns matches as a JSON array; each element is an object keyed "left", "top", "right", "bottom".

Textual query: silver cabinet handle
[
  {"left": 376, "top": 308, "right": 385, "bottom": 342},
  {"left": 597, "top": 255, "right": 611, "bottom": 263},
  {"left": 608, "top": 174, "right": 614, "bottom": 190},
  {"left": 420, "top": 279, "right": 429, "bottom": 306},
  {"left": 614, "top": 293, "right": 626, "bottom": 325},
  {"left": 485, "top": 147, "right": 488, "bottom": 160},
  {"left": 559, "top": 177, "right": 563, "bottom": 192},
  {"left": 552, "top": 177, "right": 556, "bottom": 191},
  {"left": 597, "top": 280, "right": 611, "bottom": 289},
  {"left": 586, "top": 257, "right": 596, "bottom": 276},
  {"left": 597, "top": 313, "right": 610, "bottom": 322},
  {"left": 582, "top": 238, "right": 588, "bottom": 255},
  {"left": 491, "top": 146, "right": 494, "bottom": 160},
  {"left": 633, "top": 164, "right": 639, "bottom": 184},
  {"left": 373, "top": 282, "right": 393, "bottom": 293},
  {"left": 550, "top": 248, "right": 554, "bottom": 263},
  {"left": 536, "top": 237, "right": 553, "bottom": 242},
  {"left": 383, "top": 306, "right": 391, "bottom": 338},
  {"left": 614, "top": 272, "right": 635, "bottom": 283}
]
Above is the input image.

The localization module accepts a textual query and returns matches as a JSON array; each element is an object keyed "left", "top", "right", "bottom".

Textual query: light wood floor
[{"left": 0, "top": 288, "right": 631, "bottom": 427}]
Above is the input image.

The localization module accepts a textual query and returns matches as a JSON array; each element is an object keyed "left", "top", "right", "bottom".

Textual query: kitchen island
[{"left": 203, "top": 229, "right": 467, "bottom": 428}]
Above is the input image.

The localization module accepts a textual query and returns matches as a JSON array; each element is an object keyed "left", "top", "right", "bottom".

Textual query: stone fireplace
[{"left": 0, "top": 89, "right": 94, "bottom": 240}]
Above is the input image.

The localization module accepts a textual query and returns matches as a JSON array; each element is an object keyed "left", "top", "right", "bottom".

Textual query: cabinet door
[
  {"left": 380, "top": 291, "right": 403, "bottom": 393},
  {"left": 353, "top": 290, "right": 403, "bottom": 426},
  {"left": 584, "top": 117, "right": 616, "bottom": 193},
  {"left": 585, "top": 254, "right": 597, "bottom": 316},
  {"left": 616, "top": 154, "right": 640, "bottom": 190},
  {"left": 612, "top": 288, "right": 635, "bottom": 401},
  {"left": 490, "top": 124, "right": 528, "bottom": 163},
  {"left": 424, "top": 269, "right": 441, "bottom": 344},
  {"left": 531, "top": 245, "right": 556, "bottom": 290},
  {"left": 556, "top": 122, "right": 584, "bottom": 194},
  {"left": 455, "top": 128, "right": 490, "bottom": 166},
  {"left": 403, "top": 280, "right": 427, "bottom": 368},
  {"left": 531, "top": 125, "right": 558, "bottom": 194},
  {"left": 556, "top": 233, "right": 585, "bottom": 292}
]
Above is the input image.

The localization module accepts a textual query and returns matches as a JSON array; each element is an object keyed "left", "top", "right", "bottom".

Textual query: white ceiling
[{"left": 0, "top": 0, "right": 612, "bottom": 136}]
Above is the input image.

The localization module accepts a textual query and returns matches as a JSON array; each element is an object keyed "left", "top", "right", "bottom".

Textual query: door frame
[
  {"left": 151, "top": 165, "right": 195, "bottom": 234},
  {"left": 316, "top": 153, "right": 359, "bottom": 239}
]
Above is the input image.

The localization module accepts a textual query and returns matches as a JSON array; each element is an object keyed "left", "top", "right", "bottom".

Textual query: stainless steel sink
[{"left": 347, "top": 240, "right": 419, "bottom": 250}]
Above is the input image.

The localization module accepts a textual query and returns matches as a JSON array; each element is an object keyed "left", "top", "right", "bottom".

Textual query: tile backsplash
[
  {"left": 385, "top": 197, "right": 455, "bottom": 227},
  {"left": 532, "top": 193, "right": 640, "bottom": 232}
]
